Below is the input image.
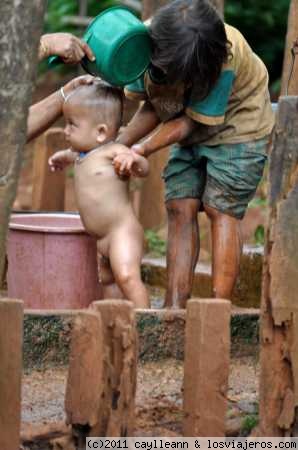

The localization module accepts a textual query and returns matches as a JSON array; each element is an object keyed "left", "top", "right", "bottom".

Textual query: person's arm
[
  {"left": 113, "top": 149, "right": 149, "bottom": 178},
  {"left": 116, "top": 101, "right": 161, "bottom": 147},
  {"left": 131, "top": 114, "right": 196, "bottom": 157},
  {"left": 48, "top": 149, "right": 78, "bottom": 172},
  {"left": 38, "top": 33, "right": 94, "bottom": 63},
  {"left": 27, "top": 75, "right": 94, "bottom": 142}
]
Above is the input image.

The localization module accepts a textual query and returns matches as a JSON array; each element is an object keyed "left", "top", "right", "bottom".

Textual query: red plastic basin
[{"left": 7, "top": 213, "right": 102, "bottom": 309}]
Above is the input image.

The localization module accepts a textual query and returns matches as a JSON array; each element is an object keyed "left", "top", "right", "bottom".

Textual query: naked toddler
[{"left": 49, "top": 80, "right": 149, "bottom": 308}]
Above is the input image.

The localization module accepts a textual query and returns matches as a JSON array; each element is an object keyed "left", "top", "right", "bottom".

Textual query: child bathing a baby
[{"left": 49, "top": 80, "right": 149, "bottom": 308}]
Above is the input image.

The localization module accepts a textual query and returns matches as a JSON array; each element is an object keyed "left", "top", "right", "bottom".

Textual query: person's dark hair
[
  {"left": 149, "top": 0, "right": 229, "bottom": 99},
  {"left": 71, "top": 79, "right": 124, "bottom": 131}
]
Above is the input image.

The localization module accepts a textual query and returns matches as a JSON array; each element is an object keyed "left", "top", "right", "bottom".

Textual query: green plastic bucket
[{"left": 49, "top": 6, "right": 151, "bottom": 86}]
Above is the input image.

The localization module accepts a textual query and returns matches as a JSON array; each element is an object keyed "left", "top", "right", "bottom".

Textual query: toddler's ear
[{"left": 96, "top": 123, "right": 108, "bottom": 144}]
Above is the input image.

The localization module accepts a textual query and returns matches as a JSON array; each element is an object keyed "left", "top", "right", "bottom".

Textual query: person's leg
[
  {"left": 162, "top": 144, "right": 205, "bottom": 309},
  {"left": 97, "top": 251, "right": 124, "bottom": 299},
  {"left": 201, "top": 138, "right": 268, "bottom": 299},
  {"left": 129, "top": 178, "right": 144, "bottom": 219},
  {"left": 205, "top": 205, "right": 242, "bottom": 299},
  {"left": 109, "top": 225, "right": 149, "bottom": 309},
  {"left": 164, "top": 198, "right": 200, "bottom": 309}
]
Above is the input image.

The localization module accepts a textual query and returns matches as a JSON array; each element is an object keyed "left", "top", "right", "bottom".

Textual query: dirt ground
[{"left": 21, "top": 356, "right": 259, "bottom": 437}]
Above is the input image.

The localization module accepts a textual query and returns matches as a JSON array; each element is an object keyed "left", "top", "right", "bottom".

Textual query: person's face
[{"left": 63, "top": 101, "right": 99, "bottom": 152}]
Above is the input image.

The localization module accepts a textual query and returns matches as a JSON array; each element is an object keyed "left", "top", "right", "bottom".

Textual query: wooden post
[
  {"left": 32, "top": 127, "right": 66, "bottom": 211},
  {"left": 0, "top": 299, "right": 23, "bottom": 450},
  {"left": 183, "top": 299, "right": 231, "bottom": 437},
  {"left": 281, "top": 0, "right": 298, "bottom": 95},
  {"left": 91, "top": 300, "right": 138, "bottom": 437},
  {"left": 65, "top": 310, "right": 104, "bottom": 448},
  {"left": 65, "top": 311, "right": 104, "bottom": 427},
  {"left": 0, "top": 0, "right": 46, "bottom": 280},
  {"left": 257, "top": 97, "right": 298, "bottom": 436}
]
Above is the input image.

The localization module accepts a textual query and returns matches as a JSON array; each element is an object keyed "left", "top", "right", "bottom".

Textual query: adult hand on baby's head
[
  {"left": 63, "top": 74, "right": 95, "bottom": 97},
  {"left": 41, "top": 33, "right": 95, "bottom": 63}
]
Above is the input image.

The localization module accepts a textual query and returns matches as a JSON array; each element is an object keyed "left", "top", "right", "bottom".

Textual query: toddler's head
[
  {"left": 149, "top": 0, "right": 229, "bottom": 99},
  {"left": 63, "top": 80, "right": 123, "bottom": 152}
]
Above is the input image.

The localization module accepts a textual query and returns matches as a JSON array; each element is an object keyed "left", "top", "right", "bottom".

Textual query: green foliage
[
  {"left": 225, "top": 0, "right": 290, "bottom": 85},
  {"left": 45, "top": 0, "right": 131, "bottom": 35},
  {"left": 254, "top": 225, "right": 265, "bottom": 246},
  {"left": 248, "top": 197, "right": 267, "bottom": 209},
  {"left": 241, "top": 412, "right": 259, "bottom": 436},
  {"left": 144, "top": 229, "right": 167, "bottom": 257},
  {"left": 45, "top": 0, "right": 79, "bottom": 34}
]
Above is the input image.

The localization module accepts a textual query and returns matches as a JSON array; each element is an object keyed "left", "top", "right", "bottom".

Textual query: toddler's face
[{"left": 63, "top": 101, "right": 98, "bottom": 152}]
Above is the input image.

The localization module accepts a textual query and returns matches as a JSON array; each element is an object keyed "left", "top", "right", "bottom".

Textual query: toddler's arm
[
  {"left": 112, "top": 145, "right": 149, "bottom": 178},
  {"left": 48, "top": 149, "right": 78, "bottom": 172},
  {"left": 113, "top": 151, "right": 149, "bottom": 178}
]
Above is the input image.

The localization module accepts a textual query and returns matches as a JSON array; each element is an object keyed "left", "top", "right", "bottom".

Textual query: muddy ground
[{"left": 21, "top": 355, "right": 259, "bottom": 437}]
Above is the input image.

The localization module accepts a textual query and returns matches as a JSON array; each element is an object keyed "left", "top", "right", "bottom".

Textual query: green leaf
[{"left": 254, "top": 225, "right": 265, "bottom": 246}]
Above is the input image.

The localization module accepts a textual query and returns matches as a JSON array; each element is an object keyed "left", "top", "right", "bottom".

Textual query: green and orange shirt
[{"left": 124, "top": 24, "right": 275, "bottom": 146}]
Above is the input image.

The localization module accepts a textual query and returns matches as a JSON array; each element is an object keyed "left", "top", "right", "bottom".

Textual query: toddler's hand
[
  {"left": 113, "top": 152, "right": 137, "bottom": 177},
  {"left": 48, "top": 150, "right": 73, "bottom": 172}
]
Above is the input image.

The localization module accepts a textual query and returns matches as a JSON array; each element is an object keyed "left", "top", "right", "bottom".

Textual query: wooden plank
[{"left": 32, "top": 127, "right": 66, "bottom": 211}]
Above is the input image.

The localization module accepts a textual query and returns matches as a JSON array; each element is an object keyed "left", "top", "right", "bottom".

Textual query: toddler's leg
[
  {"left": 109, "top": 228, "right": 150, "bottom": 309},
  {"left": 97, "top": 249, "right": 124, "bottom": 299}
]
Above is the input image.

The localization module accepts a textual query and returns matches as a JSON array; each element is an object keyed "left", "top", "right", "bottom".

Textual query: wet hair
[
  {"left": 149, "top": 0, "right": 229, "bottom": 100},
  {"left": 67, "top": 79, "right": 124, "bottom": 132}
]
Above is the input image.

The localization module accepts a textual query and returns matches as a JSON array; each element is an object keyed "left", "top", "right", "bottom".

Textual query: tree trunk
[
  {"left": 0, "top": 299, "right": 23, "bottom": 450},
  {"left": 257, "top": 96, "right": 298, "bottom": 436},
  {"left": 281, "top": 0, "right": 298, "bottom": 95},
  {"left": 0, "top": 0, "right": 46, "bottom": 281}
]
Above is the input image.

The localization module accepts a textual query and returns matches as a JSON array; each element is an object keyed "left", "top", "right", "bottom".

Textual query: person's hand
[
  {"left": 48, "top": 150, "right": 74, "bottom": 172},
  {"left": 63, "top": 74, "right": 95, "bottom": 97},
  {"left": 113, "top": 152, "right": 135, "bottom": 177},
  {"left": 131, "top": 143, "right": 146, "bottom": 156},
  {"left": 40, "top": 33, "right": 95, "bottom": 63},
  {"left": 113, "top": 151, "right": 145, "bottom": 177}
]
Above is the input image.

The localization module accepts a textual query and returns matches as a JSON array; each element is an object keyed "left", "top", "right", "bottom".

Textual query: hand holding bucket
[{"left": 49, "top": 6, "right": 152, "bottom": 86}]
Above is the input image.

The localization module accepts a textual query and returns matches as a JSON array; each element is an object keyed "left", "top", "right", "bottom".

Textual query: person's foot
[{"left": 162, "top": 298, "right": 186, "bottom": 309}]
